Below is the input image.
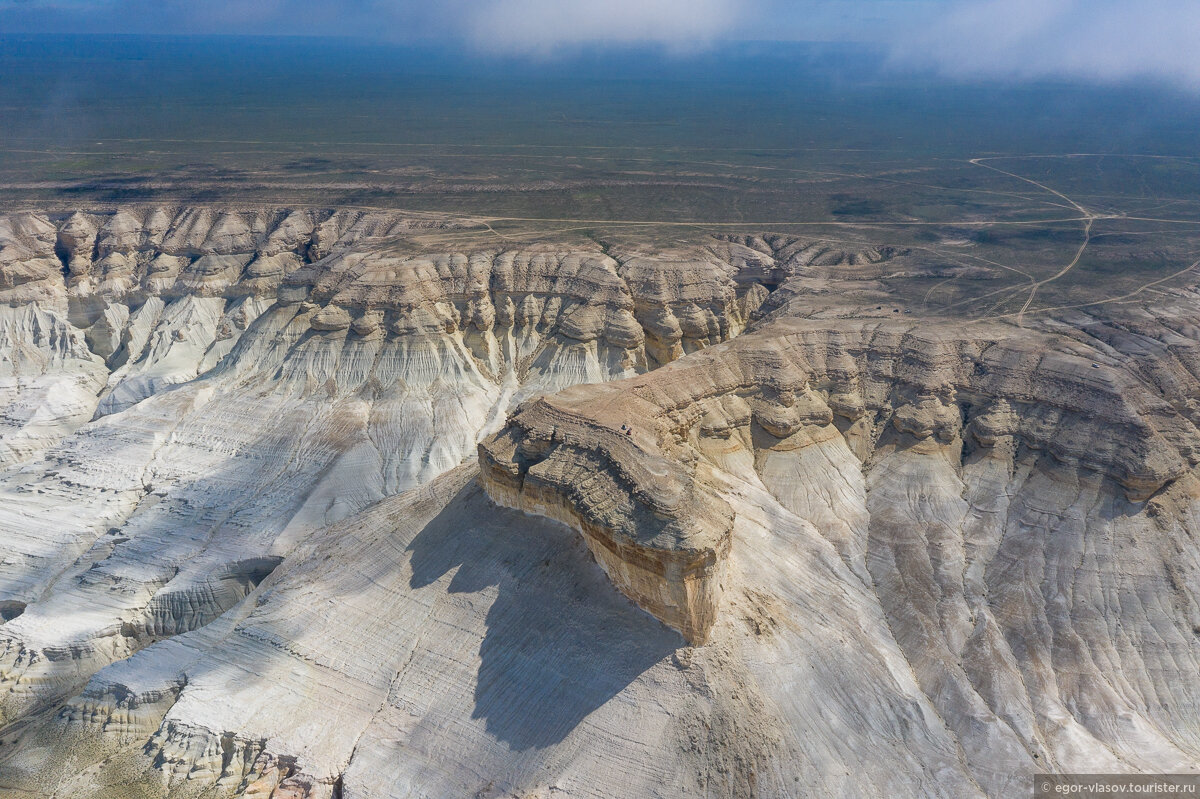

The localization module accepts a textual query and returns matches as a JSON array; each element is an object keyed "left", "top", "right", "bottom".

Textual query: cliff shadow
[{"left": 407, "top": 479, "right": 681, "bottom": 750}]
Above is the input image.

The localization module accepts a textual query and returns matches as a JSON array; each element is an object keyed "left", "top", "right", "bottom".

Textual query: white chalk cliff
[{"left": 0, "top": 208, "right": 1196, "bottom": 798}]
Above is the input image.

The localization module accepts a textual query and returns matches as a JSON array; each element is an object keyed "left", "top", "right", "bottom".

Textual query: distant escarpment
[{"left": 0, "top": 208, "right": 828, "bottom": 426}]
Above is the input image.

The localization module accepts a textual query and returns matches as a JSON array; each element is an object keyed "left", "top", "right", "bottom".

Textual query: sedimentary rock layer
[
  {"left": 479, "top": 391, "right": 734, "bottom": 644},
  {"left": 479, "top": 312, "right": 1200, "bottom": 642}
]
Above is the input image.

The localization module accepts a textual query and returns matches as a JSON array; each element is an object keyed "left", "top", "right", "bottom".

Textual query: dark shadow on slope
[
  {"left": 0, "top": 600, "right": 25, "bottom": 622},
  {"left": 0, "top": 371, "right": 365, "bottom": 734},
  {"left": 408, "top": 479, "right": 681, "bottom": 750}
]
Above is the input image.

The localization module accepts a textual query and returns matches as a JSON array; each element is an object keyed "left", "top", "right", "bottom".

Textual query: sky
[{"left": 1, "top": 0, "right": 1197, "bottom": 88}]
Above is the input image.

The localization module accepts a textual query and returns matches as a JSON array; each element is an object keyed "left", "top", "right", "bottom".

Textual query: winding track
[{"left": 967, "top": 158, "right": 1100, "bottom": 327}]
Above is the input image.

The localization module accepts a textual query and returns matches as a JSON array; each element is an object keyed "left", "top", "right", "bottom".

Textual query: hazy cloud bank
[
  {"left": 0, "top": 0, "right": 742, "bottom": 50},
  {"left": 462, "top": 0, "right": 739, "bottom": 54},
  {"left": 2, "top": 0, "right": 1198, "bottom": 89},
  {"left": 889, "top": 0, "right": 1200, "bottom": 89}
]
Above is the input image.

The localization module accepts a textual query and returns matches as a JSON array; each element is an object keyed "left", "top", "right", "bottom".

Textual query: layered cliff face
[
  {"left": 0, "top": 207, "right": 1198, "bottom": 799},
  {"left": 478, "top": 313, "right": 1200, "bottom": 644},
  {"left": 478, "top": 306, "right": 1200, "bottom": 794}
]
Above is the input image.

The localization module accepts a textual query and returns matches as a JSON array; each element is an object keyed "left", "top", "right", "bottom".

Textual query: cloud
[
  {"left": 889, "top": 0, "right": 1200, "bottom": 89},
  {"left": 460, "top": 0, "right": 740, "bottom": 54},
  {"left": 2, "top": 0, "right": 1198, "bottom": 89},
  {"left": 0, "top": 0, "right": 743, "bottom": 50}
]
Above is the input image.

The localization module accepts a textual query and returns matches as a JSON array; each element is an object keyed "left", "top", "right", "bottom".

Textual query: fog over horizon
[{"left": 0, "top": 0, "right": 1197, "bottom": 90}]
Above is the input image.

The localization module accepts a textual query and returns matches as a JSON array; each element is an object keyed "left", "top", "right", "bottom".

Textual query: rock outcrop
[{"left": 479, "top": 390, "right": 734, "bottom": 644}]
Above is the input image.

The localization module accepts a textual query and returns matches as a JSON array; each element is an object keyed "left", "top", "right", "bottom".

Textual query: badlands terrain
[{"left": 0, "top": 202, "right": 1196, "bottom": 798}]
